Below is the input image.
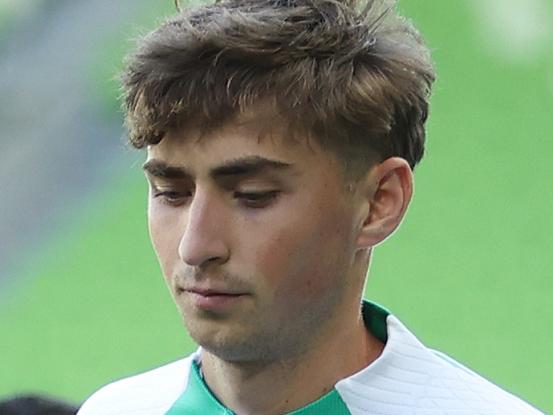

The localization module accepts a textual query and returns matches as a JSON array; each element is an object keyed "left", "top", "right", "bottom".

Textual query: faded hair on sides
[{"left": 122, "top": 0, "right": 435, "bottom": 177}]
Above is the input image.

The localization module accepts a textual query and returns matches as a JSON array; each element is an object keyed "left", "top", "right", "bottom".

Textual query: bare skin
[
  {"left": 145, "top": 114, "right": 412, "bottom": 414},
  {"left": 200, "top": 252, "right": 384, "bottom": 414}
]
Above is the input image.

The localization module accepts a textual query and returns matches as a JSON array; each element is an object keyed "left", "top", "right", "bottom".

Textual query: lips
[
  {"left": 178, "top": 286, "right": 248, "bottom": 310},
  {"left": 180, "top": 287, "right": 246, "bottom": 297}
]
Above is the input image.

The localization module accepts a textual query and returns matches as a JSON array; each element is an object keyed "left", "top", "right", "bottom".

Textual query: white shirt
[{"left": 79, "top": 304, "right": 544, "bottom": 414}]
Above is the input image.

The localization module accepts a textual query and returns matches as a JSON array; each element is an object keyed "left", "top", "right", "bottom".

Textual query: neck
[{"left": 200, "top": 279, "right": 384, "bottom": 414}]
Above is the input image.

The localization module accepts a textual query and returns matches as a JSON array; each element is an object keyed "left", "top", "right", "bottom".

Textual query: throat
[{"left": 199, "top": 320, "right": 383, "bottom": 415}]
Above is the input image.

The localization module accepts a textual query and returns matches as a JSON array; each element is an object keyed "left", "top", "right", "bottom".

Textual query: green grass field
[{"left": 1, "top": 0, "right": 552, "bottom": 412}]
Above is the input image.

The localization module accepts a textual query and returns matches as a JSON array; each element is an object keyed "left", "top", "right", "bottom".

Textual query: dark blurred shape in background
[{"left": 0, "top": 394, "right": 78, "bottom": 415}]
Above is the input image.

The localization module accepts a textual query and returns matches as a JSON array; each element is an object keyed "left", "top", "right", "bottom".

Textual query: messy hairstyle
[{"left": 122, "top": 0, "right": 435, "bottom": 176}]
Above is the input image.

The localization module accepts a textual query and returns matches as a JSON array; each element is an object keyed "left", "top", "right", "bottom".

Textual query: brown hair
[{"left": 122, "top": 0, "right": 435, "bottom": 176}]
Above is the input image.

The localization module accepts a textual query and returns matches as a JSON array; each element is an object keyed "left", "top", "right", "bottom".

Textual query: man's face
[{"left": 145, "top": 118, "right": 364, "bottom": 362}]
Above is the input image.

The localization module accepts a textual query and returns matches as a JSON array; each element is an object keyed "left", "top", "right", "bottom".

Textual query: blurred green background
[{"left": 0, "top": 0, "right": 552, "bottom": 412}]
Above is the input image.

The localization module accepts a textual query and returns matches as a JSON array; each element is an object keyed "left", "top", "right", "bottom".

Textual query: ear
[{"left": 356, "top": 157, "right": 413, "bottom": 249}]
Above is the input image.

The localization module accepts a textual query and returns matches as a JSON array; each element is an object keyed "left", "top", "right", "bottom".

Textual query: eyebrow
[
  {"left": 211, "top": 156, "right": 292, "bottom": 178},
  {"left": 142, "top": 156, "right": 292, "bottom": 180},
  {"left": 142, "top": 160, "right": 189, "bottom": 179}
]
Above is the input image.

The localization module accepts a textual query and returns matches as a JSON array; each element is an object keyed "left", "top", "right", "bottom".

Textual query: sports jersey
[{"left": 78, "top": 301, "right": 544, "bottom": 414}]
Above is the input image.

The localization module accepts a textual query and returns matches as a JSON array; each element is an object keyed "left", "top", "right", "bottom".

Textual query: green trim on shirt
[
  {"left": 284, "top": 389, "right": 350, "bottom": 415},
  {"left": 166, "top": 360, "right": 351, "bottom": 415},
  {"left": 166, "top": 299, "right": 388, "bottom": 415},
  {"left": 166, "top": 360, "right": 232, "bottom": 415},
  {"left": 362, "top": 300, "right": 390, "bottom": 343}
]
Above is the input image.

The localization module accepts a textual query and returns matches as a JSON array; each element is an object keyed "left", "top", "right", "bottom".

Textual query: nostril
[{"left": 206, "top": 256, "right": 222, "bottom": 264}]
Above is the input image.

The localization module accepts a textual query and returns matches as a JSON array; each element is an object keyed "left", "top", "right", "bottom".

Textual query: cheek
[
  {"left": 148, "top": 202, "right": 183, "bottom": 279},
  {"left": 248, "top": 203, "right": 353, "bottom": 300}
]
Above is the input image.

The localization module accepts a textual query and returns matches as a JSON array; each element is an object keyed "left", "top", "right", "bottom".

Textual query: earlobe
[{"left": 356, "top": 157, "right": 413, "bottom": 249}]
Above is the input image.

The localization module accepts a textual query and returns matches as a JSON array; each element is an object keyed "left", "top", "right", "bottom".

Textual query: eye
[
  {"left": 153, "top": 190, "right": 192, "bottom": 206},
  {"left": 234, "top": 190, "right": 280, "bottom": 208}
]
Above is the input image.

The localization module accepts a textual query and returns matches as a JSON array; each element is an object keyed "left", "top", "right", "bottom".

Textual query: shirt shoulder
[
  {"left": 78, "top": 355, "right": 195, "bottom": 415},
  {"left": 336, "top": 314, "right": 545, "bottom": 415}
]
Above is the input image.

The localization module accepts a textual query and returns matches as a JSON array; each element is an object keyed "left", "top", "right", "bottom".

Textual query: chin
[{"left": 187, "top": 324, "right": 275, "bottom": 363}]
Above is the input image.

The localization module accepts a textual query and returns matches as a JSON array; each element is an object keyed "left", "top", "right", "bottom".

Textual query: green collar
[{"left": 166, "top": 300, "right": 389, "bottom": 415}]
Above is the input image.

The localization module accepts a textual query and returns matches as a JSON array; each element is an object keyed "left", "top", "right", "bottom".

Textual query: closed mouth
[{"left": 177, "top": 287, "right": 247, "bottom": 297}]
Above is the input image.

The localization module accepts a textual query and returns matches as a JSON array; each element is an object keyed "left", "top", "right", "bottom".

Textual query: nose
[{"left": 178, "top": 189, "right": 230, "bottom": 267}]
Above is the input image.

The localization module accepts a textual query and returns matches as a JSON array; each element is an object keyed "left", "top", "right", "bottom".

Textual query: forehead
[{"left": 146, "top": 114, "right": 332, "bottom": 170}]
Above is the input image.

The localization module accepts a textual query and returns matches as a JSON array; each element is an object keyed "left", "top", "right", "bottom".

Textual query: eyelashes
[
  {"left": 152, "top": 189, "right": 281, "bottom": 209},
  {"left": 233, "top": 190, "right": 280, "bottom": 208},
  {"left": 152, "top": 190, "right": 191, "bottom": 206}
]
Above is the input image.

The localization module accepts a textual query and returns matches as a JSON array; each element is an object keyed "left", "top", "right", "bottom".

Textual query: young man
[{"left": 79, "top": 0, "right": 543, "bottom": 413}]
